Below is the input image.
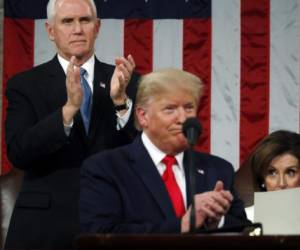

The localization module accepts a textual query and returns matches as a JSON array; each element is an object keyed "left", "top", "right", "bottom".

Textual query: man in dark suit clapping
[
  {"left": 4, "top": 0, "right": 139, "bottom": 249},
  {"left": 80, "top": 68, "right": 248, "bottom": 234}
]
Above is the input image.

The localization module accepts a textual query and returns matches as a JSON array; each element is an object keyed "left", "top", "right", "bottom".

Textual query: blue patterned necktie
[{"left": 80, "top": 68, "right": 92, "bottom": 134}]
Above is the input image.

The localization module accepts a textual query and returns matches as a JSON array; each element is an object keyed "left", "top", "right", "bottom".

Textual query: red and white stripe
[{"left": 2, "top": 0, "right": 300, "bottom": 174}]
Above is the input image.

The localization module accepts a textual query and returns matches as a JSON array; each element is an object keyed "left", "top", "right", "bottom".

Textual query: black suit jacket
[
  {"left": 4, "top": 56, "right": 139, "bottom": 250},
  {"left": 80, "top": 136, "right": 248, "bottom": 233}
]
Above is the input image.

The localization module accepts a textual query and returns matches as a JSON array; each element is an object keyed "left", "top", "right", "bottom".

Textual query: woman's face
[{"left": 264, "top": 153, "right": 300, "bottom": 191}]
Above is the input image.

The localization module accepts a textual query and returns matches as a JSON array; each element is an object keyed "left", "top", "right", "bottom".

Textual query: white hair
[{"left": 47, "top": 0, "right": 98, "bottom": 23}]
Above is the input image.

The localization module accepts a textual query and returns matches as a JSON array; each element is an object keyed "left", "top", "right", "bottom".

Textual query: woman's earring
[{"left": 261, "top": 183, "right": 265, "bottom": 189}]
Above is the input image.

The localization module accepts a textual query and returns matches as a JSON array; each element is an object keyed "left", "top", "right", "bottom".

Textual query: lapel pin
[
  {"left": 99, "top": 82, "right": 106, "bottom": 88},
  {"left": 197, "top": 169, "right": 205, "bottom": 175}
]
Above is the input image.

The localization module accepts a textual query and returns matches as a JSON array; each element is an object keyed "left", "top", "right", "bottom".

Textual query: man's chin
[
  {"left": 70, "top": 47, "right": 91, "bottom": 57},
  {"left": 173, "top": 139, "right": 189, "bottom": 152},
  {"left": 70, "top": 50, "right": 93, "bottom": 63},
  {"left": 72, "top": 51, "right": 86, "bottom": 59},
  {"left": 176, "top": 135, "right": 188, "bottom": 145}
]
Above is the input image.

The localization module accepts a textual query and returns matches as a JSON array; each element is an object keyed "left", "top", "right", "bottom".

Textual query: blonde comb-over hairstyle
[{"left": 134, "top": 68, "right": 204, "bottom": 130}]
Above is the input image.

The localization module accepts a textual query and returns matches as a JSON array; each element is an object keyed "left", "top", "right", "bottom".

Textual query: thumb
[{"left": 214, "top": 180, "right": 224, "bottom": 192}]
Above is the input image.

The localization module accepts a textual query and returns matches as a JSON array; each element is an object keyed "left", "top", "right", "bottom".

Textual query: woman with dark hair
[{"left": 244, "top": 130, "right": 300, "bottom": 221}]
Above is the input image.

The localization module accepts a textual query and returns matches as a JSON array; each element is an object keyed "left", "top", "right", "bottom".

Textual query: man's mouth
[
  {"left": 71, "top": 40, "right": 86, "bottom": 44},
  {"left": 171, "top": 129, "right": 183, "bottom": 135}
]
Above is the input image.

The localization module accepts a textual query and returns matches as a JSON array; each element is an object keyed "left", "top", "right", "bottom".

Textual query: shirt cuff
[
  {"left": 116, "top": 98, "right": 133, "bottom": 130},
  {"left": 218, "top": 216, "right": 225, "bottom": 228},
  {"left": 63, "top": 120, "right": 74, "bottom": 136}
]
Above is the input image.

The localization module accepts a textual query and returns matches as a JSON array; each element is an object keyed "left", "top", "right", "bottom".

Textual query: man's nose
[
  {"left": 177, "top": 107, "right": 187, "bottom": 123},
  {"left": 73, "top": 21, "right": 83, "bottom": 33}
]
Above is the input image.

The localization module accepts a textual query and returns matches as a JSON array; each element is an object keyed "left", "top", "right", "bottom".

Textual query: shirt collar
[
  {"left": 141, "top": 132, "right": 184, "bottom": 169},
  {"left": 57, "top": 54, "right": 95, "bottom": 84}
]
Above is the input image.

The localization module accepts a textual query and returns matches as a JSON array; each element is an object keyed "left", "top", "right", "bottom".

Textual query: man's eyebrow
[
  {"left": 60, "top": 16, "right": 74, "bottom": 21},
  {"left": 79, "top": 16, "right": 93, "bottom": 20}
]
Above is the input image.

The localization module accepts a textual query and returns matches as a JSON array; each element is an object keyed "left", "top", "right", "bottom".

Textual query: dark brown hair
[{"left": 246, "top": 130, "right": 300, "bottom": 191}]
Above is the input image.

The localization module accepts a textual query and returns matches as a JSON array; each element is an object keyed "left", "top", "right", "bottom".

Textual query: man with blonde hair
[
  {"left": 80, "top": 68, "right": 248, "bottom": 233},
  {"left": 4, "top": 0, "right": 138, "bottom": 249}
]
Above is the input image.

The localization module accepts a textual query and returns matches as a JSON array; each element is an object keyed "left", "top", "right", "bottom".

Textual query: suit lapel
[
  {"left": 129, "top": 138, "right": 177, "bottom": 219},
  {"left": 44, "top": 56, "right": 67, "bottom": 107},
  {"left": 88, "top": 58, "right": 112, "bottom": 140},
  {"left": 46, "top": 56, "right": 87, "bottom": 139}
]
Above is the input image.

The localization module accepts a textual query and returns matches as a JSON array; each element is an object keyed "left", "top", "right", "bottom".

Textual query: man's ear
[
  {"left": 45, "top": 22, "right": 55, "bottom": 41},
  {"left": 135, "top": 106, "right": 148, "bottom": 128},
  {"left": 95, "top": 18, "right": 101, "bottom": 38}
]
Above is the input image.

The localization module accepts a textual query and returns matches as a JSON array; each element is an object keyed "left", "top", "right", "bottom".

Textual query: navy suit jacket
[
  {"left": 80, "top": 136, "right": 248, "bottom": 233},
  {"left": 4, "top": 56, "right": 138, "bottom": 250}
]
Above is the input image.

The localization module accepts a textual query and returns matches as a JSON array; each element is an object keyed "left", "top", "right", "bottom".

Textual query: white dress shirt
[
  {"left": 141, "top": 132, "right": 187, "bottom": 208},
  {"left": 245, "top": 205, "right": 254, "bottom": 222}
]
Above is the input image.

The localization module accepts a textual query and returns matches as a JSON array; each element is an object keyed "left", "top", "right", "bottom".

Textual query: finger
[
  {"left": 115, "top": 56, "right": 126, "bottom": 66},
  {"left": 118, "top": 63, "right": 130, "bottom": 82},
  {"left": 211, "top": 192, "right": 232, "bottom": 212},
  {"left": 213, "top": 180, "right": 224, "bottom": 192},
  {"left": 212, "top": 191, "right": 229, "bottom": 205},
  {"left": 67, "top": 56, "right": 75, "bottom": 75},
  {"left": 197, "top": 205, "right": 217, "bottom": 219},
  {"left": 66, "top": 57, "right": 76, "bottom": 87},
  {"left": 115, "top": 67, "right": 126, "bottom": 87},
  {"left": 219, "top": 190, "right": 233, "bottom": 202},
  {"left": 114, "top": 64, "right": 131, "bottom": 87},
  {"left": 215, "top": 190, "right": 233, "bottom": 205},
  {"left": 196, "top": 196, "right": 217, "bottom": 214},
  {"left": 127, "top": 54, "right": 136, "bottom": 69},
  {"left": 115, "top": 56, "right": 134, "bottom": 73},
  {"left": 74, "top": 66, "right": 81, "bottom": 88},
  {"left": 210, "top": 201, "right": 227, "bottom": 214},
  {"left": 70, "top": 55, "right": 76, "bottom": 64},
  {"left": 204, "top": 197, "right": 226, "bottom": 214}
]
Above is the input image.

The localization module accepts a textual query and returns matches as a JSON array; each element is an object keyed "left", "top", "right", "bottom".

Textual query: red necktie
[{"left": 162, "top": 155, "right": 186, "bottom": 218}]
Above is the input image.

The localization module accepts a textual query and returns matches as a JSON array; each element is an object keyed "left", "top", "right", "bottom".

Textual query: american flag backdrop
[{"left": 1, "top": 0, "right": 300, "bottom": 175}]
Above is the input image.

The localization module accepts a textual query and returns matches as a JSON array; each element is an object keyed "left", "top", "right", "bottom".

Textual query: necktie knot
[
  {"left": 162, "top": 155, "right": 177, "bottom": 181},
  {"left": 162, "top": 155, "right": 176, "bottom": 169},
  {"left": 80, "top": 67, "right": 87, "bottom": 77}
]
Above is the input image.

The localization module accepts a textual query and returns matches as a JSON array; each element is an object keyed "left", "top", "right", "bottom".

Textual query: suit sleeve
[
  {"left": 223, "top": 162, "right": 251, "bottom": 226},
  {"left": 117, "top": 72, "right": 140, "bottom": 138},
  {"left": 80, "top": 157, "right": 182, "bottom": 234},
  {"left": 5, "top": 77, "right": 69, "bottom": 169}
]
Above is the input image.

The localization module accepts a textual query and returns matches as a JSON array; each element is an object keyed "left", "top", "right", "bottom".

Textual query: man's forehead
[{"left": 56, "top": 13, "right": 94, "bottom": 19}]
